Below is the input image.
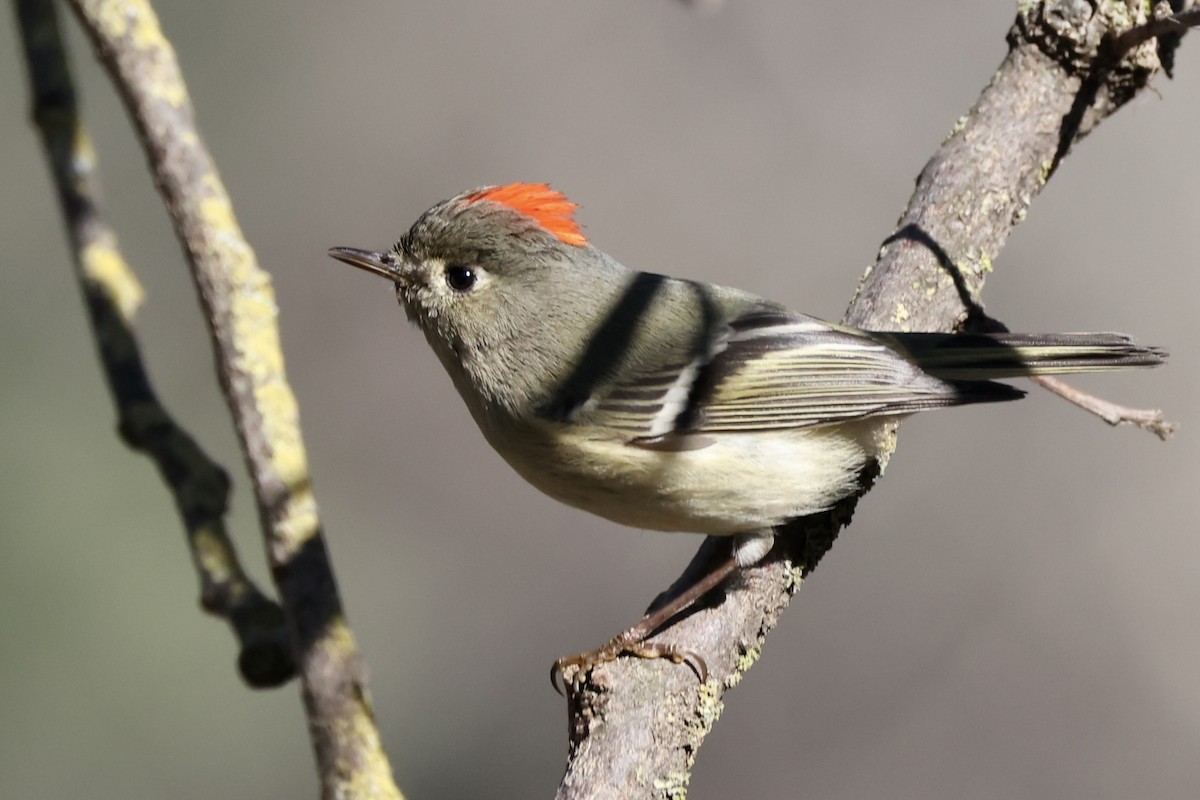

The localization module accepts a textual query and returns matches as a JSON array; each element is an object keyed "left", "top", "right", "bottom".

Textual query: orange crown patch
[{"left": 467, "top": 183, "right": 587, "bottom": 247}]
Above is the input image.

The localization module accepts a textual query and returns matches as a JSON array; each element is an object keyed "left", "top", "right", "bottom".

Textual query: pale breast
[{"left": 485, "top": 418, "right": 881, "bottom": 536}]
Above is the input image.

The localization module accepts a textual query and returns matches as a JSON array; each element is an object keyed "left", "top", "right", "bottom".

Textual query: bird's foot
[
  {"left": 551, "top": 627, "right": 707, "bottom": 695},
  {"left": 549, "top": 547, "right": 742, "bottom": 695}
]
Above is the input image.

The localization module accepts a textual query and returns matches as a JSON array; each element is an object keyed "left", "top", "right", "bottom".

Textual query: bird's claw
[{"left": 551, "top": 637, "right": 708, "bottom": 696}]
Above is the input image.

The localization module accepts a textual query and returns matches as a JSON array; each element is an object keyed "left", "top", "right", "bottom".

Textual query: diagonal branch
[
  {"left": 557, "top": 3, "right": 1190, "bottom": 797},
  {"left": 15, "top": 0, "right": 291, "bottom": 689},
  {"left": 56, "top": 1, "right": 402, "bottom": 797}
]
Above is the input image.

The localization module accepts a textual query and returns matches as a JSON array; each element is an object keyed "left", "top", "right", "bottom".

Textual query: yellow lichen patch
[
  {"left": 913, "top": 272, "right": 942, "bottom": 299},
  {"left": 653, "top": 772, "right": 689, "bottom": 799},
  {"left": 198, "top": 192, "right": 248, "bottom": 244},
  {"left": 1104, "top": 0, "right": 1138, "bottom": 30},
  {"left": 945, "top": 113, "right": 969, "bottom": 141},
  {"left": 192, "top": 522, "right": 236, "bottom": 584},
  {"left": 92, "top": 0, "right": 187, "bottom": 110},
  {"left": 694, "top": 679, "right": 723, "bottom": 728},
  {"left": 278, "top": 482, "right": 321, "bottom": 551},
  {"left": 113, "top": 0, "right": 169, "bottom": 54},
  {"left": 324, "top": 616, "right": 360, "bottom": 658},
  {"left": 255, "top": 381, "right": 305, "bottom": 470},
  {"left": 92, "top": 0, "right": 134, "bottom": 39},
  {"left": 197, "top": 189, "right": 320, "bottom": 550},
  {"left": 977, "top": 249, "right": 993, "bottom": 274},
  {"left": 322, "top": 618, "right": 405, "bottom": 799},
  {"left": 728, "top": 641, "right": 762, "bottom": 687},
  {"left": 234, "top": 292, "right": 285, "bottom": 377},
  {"left": 147, "top": 59, "right": 188, "bottom": 110},
  {"left": 253, "top": 378, "right": 319, "bottom": 549},
  {"left": 892, "top": 302, "right": 911, "bottom": 331},
  {"left": 81, "top": 238, "right": 145, "bottom": 318},
  {"left": 70, "top": 123, "right": 97, "bottom": 175},
  {"left": 1037, "top": 158, "right": 1054, "bottom": 186}
]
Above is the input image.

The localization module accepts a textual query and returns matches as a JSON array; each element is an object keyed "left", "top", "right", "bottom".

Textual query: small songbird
[{"left": 329, "top": 183, "right": 1165, "bottom": 682}]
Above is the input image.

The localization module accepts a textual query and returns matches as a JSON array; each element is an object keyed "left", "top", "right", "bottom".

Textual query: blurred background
[{"left": 2, "top": 2, "right": 1196, "bottom": 798}]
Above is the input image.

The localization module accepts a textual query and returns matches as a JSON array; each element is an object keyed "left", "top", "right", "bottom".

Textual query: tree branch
[
  {"left": 15, "top": 0, "right": 292, "bottom": 689},
  {"left": 557, "top": 3, "right": 1191, "bottom": 796},
  {"left": 51, "top": 1, "right": 402, "bottom": 796}
]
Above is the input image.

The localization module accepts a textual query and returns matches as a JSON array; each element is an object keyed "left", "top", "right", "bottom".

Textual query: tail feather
[{"left": 891, "top": 332, "right": 1167, "bottom": 380}]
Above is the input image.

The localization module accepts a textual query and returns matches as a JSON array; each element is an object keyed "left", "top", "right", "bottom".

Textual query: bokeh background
[{"left": 2, "top": 2, "right": 1197, "bottom": 798}]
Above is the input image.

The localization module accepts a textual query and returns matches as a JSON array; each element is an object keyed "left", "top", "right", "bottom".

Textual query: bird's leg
[
  {"left": 552, "top": 535, "right": 764, "bottom": 694},
  {"left": 552, "top": 556, "right": 737, "bottom": 693},
  {"left": 551, "top": 532, "right": 779, "bottom": 693},
  {"left": 645, "top": 534, "right": 731, "bottom": 615}
]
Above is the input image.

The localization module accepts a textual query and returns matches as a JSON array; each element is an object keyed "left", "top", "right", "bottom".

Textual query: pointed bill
[{"left": 327, "top": 246, "right": 405, "bottom": 282}]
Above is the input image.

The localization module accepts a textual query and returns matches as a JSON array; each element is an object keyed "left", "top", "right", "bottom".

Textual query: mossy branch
[
  {"left": 14, "top": 0, "right": 291, "bottom": 688},
  {"left": 16, "top": 0, "right": 404, "bottom": 797},
  {"left": 556, "top": 3, "right": 1193, "bottom": 797}
]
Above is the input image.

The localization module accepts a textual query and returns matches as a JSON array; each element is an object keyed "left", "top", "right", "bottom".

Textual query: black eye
[{"left": 445, "top": 264, "right": 477, "bottom": 292}]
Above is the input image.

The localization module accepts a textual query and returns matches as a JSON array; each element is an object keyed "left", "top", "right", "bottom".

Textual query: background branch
[
  {"left": 15, "top": 0, "right": 292, "bottom": 690},
  {"left": 50, "top": 0, "right": 402, "bottom": 796},
  {"left": 557, "top": 3, "right": 1191, "bottom": 795}
]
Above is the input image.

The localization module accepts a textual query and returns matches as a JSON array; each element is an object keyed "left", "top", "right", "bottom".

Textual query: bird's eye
[{"left": 445, "top": 265, "right": 477, "bottom": 292}]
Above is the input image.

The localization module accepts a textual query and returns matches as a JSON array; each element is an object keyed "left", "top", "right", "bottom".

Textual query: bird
[{"left": 328, "top": 182, "right": 1166, "bottom": 687}]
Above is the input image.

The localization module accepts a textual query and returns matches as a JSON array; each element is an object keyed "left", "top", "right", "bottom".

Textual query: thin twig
[
  {"left": 60, "top": 1, "right": 401, "bottom": 797},
  {"left": 14, "top": 0, "right": 292, "bottom": 689},
  {"left": 1034, "top": 376, "right": 1179, "bottom": 440}
]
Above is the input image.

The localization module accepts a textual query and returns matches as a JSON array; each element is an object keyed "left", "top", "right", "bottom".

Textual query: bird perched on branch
[{"left": 330, "top": 183, "right": 1165, "bottom": 687}]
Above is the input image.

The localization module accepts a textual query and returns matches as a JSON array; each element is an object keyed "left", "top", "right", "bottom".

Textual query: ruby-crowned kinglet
[{"left": 329, "top": 183, "right": 1165, "bottom": 676}]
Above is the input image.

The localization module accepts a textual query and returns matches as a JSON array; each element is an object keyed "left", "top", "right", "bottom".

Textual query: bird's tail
[{"left": 891, "top": 332, "right": 1167, "bottom": 381}]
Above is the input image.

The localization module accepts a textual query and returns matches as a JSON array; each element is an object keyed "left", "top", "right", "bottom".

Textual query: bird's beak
[{"left": 327, "top": 246, "right": 405, "bottom": 283}]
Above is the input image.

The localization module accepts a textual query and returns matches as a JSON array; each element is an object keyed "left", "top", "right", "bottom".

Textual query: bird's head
[{"left": 329, "top": 183, "right": 625, "bottom": 413}]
